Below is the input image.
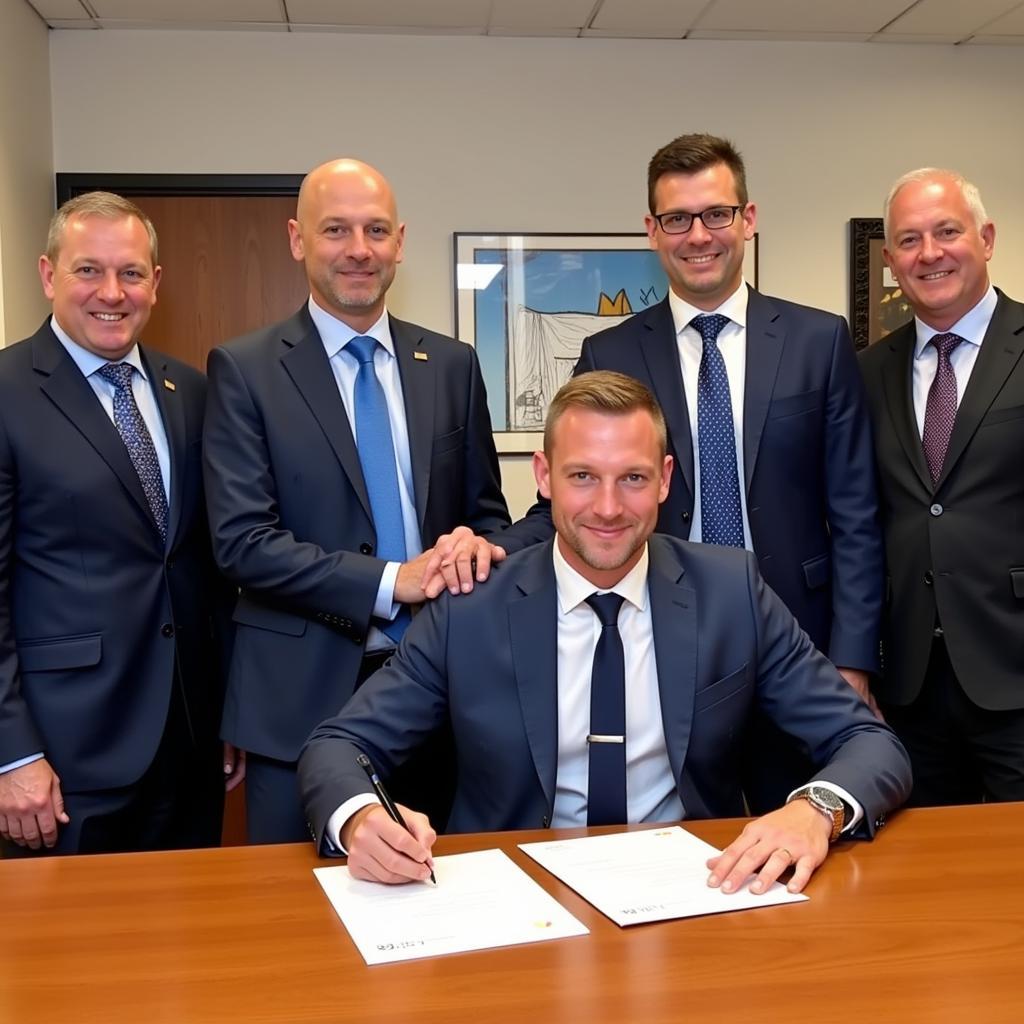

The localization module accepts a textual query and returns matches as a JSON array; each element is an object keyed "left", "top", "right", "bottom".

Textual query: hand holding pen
[{"left": 354, "top": 754, "right": 437, "bottom": 885}]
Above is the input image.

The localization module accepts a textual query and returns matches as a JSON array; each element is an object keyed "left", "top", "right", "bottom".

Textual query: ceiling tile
[
  {"left": 26, "top": 0, "right": 92, "bottom": 18},
  {"left": 966, "top": 32, "right": 1024, "bottom": 41},
  {"left": 590, "top": 0, "right": 707, "bottom": 35},
  {"left": 688, "top": 29, "right": 874, "bottom": 41},
  {"left": 967, "top": 1, "right": 1024, "bottom": 33},
  {"left": 694, "top": 0, "right": 914, "bottom": 33},
  {"left": 878, "top": 0, "right": 1021, "bottom": 37},
  {"left": 286, "top": 0, "right": 490, "bottom": 29},
  {"left": 489, "top": 0, "right": 595, "bottom": 31},
  {"left": 91, "top": 0, "right": 283, "bottom": 22}
]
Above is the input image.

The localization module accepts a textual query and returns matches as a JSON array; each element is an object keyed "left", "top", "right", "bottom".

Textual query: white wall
[
  {"left": 50, "top": 30, "right": 1024, "bottom": 512},
  {"left": 0, "top": 0, "right": 53, "bottom": 346}
]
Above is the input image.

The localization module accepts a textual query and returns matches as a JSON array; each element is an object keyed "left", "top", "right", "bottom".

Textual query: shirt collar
[
  {"left": 668, "top": 279, "right": 749, "bottom": 337},
  {"left": 552, "top": 538, "right": 650, "bottom": 615},
  {"left": 307, "top": 296, "right": 394, "bottom": 360},
  {"left": 50, "top": 315, "right": 148, "bottom": 381},
  {"left": 913, "top": 285, "right": 997, "bottom": 359}
]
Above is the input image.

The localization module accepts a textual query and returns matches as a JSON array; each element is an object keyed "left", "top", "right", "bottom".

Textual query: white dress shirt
[
  {"left": 668, "top": 282, "right": 753, "bottom": 550},
  {"left": 911, "top": 286, "right": 997, "bottom": 437},
  {"left": 307, "top": 297, "right": 422, "bottom": 650}
]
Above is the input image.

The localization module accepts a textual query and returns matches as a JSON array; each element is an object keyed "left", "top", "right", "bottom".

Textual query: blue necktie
[
  {"left": 586, "top": 592, "right": 627, "bottom": 826},
  {"left": 693, "top": 314, "right": 744, "bottom": 548},
  {"left": 97, "top": 362, "right": 168, "bottom": 541},
  {"left": 348, "top": 335, "right": 410, "bottom": 644}
]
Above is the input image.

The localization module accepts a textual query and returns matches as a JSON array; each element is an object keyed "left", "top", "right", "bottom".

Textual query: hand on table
[{"left": 341, "top": 803, "right": 437, "bottom": 884}]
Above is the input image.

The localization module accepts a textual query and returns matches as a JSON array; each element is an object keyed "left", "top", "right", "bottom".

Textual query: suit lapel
[
  {"left": 880, "top": 322, "right": 933, "bottom": 493},
  {"left": 638, "top": 301, "right": 694, "bottom": 499},
  {"left": 34, "top": 326, "right": 157, "bottom": 536},
  {"left": 279, "top": 310, "right": 373, "bottom": 522},
  {"left": 646, "top": 538, "right": 699, "bottom": 808},
  {"left": 391, "top": 316, "right": 434, "bottom": 531},
  {"left": 508, "top": 544, "right": 560, "bottom": 811},
  {"left": 937, "top": 293, "right": 1024, "bottom": 489},
  {"left": 143, "top": 348, "right": 186, "bottom": 548},
  {"left": 742, "top": 288, "right": 785, "bottom": 490}
]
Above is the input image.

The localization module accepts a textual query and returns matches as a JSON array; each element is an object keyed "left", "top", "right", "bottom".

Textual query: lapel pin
[
  {"left": 414, "top": 351, "right": 428, "bottom": 361},
  {"left": 163, "top": 379, "right": 176, "bottom": 391}
]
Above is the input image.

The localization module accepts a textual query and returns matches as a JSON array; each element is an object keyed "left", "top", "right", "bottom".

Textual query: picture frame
[
  {"left": 849, "top": 218, "right": 912, "bottom": 349},
  {"left": 454, "top": 231, "right": 759, "bottom": 452}
]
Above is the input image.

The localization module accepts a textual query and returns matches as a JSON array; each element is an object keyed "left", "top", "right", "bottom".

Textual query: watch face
[{"left": 809, "top": 786, "right": 844, "bottom": 811}]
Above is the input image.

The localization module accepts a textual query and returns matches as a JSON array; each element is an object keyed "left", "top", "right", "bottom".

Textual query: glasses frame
[{"left": 651, "top": 204, "right": 745, "bottom": 235}]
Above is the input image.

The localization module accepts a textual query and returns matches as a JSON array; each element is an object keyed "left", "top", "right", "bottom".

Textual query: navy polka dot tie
[
  {"left": 921, "top": 332, "right": 965, "bottom": 486},
  {"left": 693, "top": 315, "right": 744, "bottom": 547},
  {"left": 586, "top": 592, "right": 627, "bottom": 826},
  {"left": 97, "top": 362, "right": 168, "bottom": 541}
]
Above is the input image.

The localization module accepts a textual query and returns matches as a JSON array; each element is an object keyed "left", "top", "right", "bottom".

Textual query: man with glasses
[{"left": 479, "top": 134, "right": 884, "bottom": 812}]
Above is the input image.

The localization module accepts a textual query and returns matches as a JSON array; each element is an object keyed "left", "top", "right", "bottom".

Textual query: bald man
[{"left": 203, "top": 159, "right": 510, "bottom": 842}]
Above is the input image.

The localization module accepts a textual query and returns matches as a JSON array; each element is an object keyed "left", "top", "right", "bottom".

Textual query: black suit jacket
[
  {"left": 203, "top": 306, "right": 510, "bottom": 761},
  {"left": 859, "top": 291, "right": 1024, "bottom": 709},
  {"left": 502, "top": 289, "right": 884, "bottom": 671},
  {"left": 299, "top": 537, "right": 910, "bottom": 854},
  {"left": 0, "top": 323, "right": 224, "bottom": 792}
]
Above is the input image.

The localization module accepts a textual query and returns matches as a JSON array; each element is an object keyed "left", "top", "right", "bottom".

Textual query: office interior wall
[
  {"left": 49, "top": 31, "right": 1024, "bottom": 513},
  {"left": 0, "top": 0, "right": 53, "bottom": 347}
]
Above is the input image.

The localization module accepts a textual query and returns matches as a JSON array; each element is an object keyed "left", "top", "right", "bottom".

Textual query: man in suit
[
  {"left": 0, "top": 192, "right": 233, "bottom": 856},
  {"left": 203, "top": 159, "right": 510, "bottom": 843},
  {"left": 300, "top": 372, "right": 909, "bottom": 891},
  {"left": 439, "top": 134, "right": 884, "bottom": 811},
  {"left": 860, "top": 168, "right": 1024, "bottom": 805}
]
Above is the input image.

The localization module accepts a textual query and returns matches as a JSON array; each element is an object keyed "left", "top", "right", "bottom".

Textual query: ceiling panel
[
  {"left": 694, "top": 0, "right": 915, "bottom": 33},
  {"left": 26, "top": 0, "right": 92, "bottom": 18},
  {"left": 91, "top": 0, "right": 283, "bottom": 22},
  {"left": 688, "top": 29, "right": 874, "bottom": 40},
  {"left": 877, "top": 0, "right": 1022, "bottom": 36},
  {"left": 590, "top": 0, "right": 707, "bottom": 34},
  {"left": 286, "top": 0, "right": 490, "bottom": 29},
  {"left": 489, "top": 0, "right": 595, "bottom": 31},
  {"left": 963, "top": 0, "right": 1024, "bottom": 32}
]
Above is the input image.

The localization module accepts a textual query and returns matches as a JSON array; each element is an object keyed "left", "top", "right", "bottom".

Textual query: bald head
[{"left": 289, "top": 158, "right": 405, "bottom": 332}]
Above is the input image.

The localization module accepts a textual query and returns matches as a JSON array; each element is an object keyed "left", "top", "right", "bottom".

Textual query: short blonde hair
[{"left": 47, "top": 191, "right": 159, "bottom": 264}]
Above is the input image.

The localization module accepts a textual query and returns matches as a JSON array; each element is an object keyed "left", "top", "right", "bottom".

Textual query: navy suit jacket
[
  {"left": 0, "top": 323, "right": 225, "bottom": 792},
  {"left": 299, "top": 536, "right": 910, "bottom": 853},
  {"left": 859, "top": 291, "right": 1024, "bottom": 710},
  {"left": 502, "top": 289, "right": 884, "bottom": 672},
  {"left": 204, "top": 306, "right": 510, "bottom": 761}
]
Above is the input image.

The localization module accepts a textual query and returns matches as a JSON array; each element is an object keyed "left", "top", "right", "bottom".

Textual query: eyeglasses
[{"left": 651, "top": 205, "right": 744, "bottom": 235}]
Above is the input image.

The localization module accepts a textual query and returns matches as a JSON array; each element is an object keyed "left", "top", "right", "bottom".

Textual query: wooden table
[{"left": 2, "top": 804, "right": 1022, "bottom": 1024}]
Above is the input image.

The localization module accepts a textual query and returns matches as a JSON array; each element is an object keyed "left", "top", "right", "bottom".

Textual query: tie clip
[
  {"left": 587, "top": 734, "right": 624, "bottom": 744},
  {"left": 163, "top": 379, "right": 176, "bottom": 391},
  {"left": 413, "top": 351, "right": 428, "bottom": 361}
]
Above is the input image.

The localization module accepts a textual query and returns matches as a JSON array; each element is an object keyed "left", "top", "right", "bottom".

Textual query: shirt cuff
[
  {"left": 0, "top": 752, "right": 45, "bottom": 775},
  {"left": 326, "top": 794, "right": 382, "bottom": 854},
  {"left": 372, "top": 561, "right": 401, "bottom": 620},
  {"left": 788, "top": 781, "right": 863, "bottom": 833}
]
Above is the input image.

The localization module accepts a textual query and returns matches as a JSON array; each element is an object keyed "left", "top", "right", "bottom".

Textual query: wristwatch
[{"left": 788, "top": 785, "right": 847, "bottom": 843}]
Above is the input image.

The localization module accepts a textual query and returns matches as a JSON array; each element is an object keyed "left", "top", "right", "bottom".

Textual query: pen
[{"left": 356, "top": 753, "right": 436, "bottom": 884}]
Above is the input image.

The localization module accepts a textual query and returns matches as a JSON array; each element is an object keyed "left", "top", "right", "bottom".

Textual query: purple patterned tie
[{"left": 921, "top": 333, "right": 965, "bottom": 485}]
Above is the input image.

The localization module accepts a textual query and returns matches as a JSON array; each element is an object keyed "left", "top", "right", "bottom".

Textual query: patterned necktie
[
  {"left": 348, "top": 335, "right": 410, "bottom": 644},
  {"left": 921, "top": 332, "right": 965, "bottom": 486},
  {"left": 97, "top": 362, "right": 168, "bottom": 541},
  {"left": 693, "top": 314, "right": 744, "bottom": 547},
  {"left": 585, "top": 592, "right": 627, "bottom": 826}
]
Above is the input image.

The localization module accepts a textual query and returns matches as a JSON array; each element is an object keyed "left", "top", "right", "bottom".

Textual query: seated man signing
[{"left": 299, "top": 372, "right": 911, "bottom": 893}]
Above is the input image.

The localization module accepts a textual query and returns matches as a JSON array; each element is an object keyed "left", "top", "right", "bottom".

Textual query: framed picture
[
  {"left": 454, "top": 231, "right": 759, "bottom": 452},
  {"left": 849, "top": 218, "right": 912, "bottom": 349}
]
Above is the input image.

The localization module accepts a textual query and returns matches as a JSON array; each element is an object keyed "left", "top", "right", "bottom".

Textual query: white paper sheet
[
  {"left": 314, "top": 848, "right": 589, "bottom": 964},
  {"left": 519, "top": 826, "right": 808, "bottom": 927}
]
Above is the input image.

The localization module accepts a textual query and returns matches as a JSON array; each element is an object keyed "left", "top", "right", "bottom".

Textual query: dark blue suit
[
  {"left": 204, "top": 306, "right": 509, "bottom": 839},
  {"left": 501, "top": 289, "right": 884, "bottom": 809},
  {"left": 0, "top": 323, "right": 226, "bottom": 854},
  {"left": 299, "top": 537, "right": 909, "bottom": 854}
]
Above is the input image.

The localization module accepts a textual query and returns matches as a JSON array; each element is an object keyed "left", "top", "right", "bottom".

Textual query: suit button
[
  {"left": 930, "top": 503, "right": 943, "bottom": 517},
  {"left": 542, "top": 815, "right": 551, "bottom": 828},
  {"left": 359, "top": 543, "right": 373, "bottom": 555},
  {"left": 933, "top": 626, "right": 944, "bottom": 638},
  {"left": 160, "top": 623, "right": 175, "bottom": 638},
  {"left": 681, "top": 511, "right": 690, "bottom": 522},
  {"left": 924, "top": 570, "right": 934, "bottom": 585}
]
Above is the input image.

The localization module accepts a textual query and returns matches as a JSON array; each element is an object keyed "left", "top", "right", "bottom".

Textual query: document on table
[
  {"left": 519, "top": 826, "right": 808, "bottom": 927},
  {"left": 314, "top": 848, "right": 588, "bottom": 964}
]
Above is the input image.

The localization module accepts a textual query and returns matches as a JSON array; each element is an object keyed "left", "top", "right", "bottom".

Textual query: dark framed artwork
[{"left": 849, "top": 218, "right": 912, "bottom": 349}]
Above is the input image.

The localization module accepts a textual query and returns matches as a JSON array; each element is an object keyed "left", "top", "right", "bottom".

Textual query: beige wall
[
  {"left": 0, "top": 1, "right": 53, "bottom": 347},
  {"left": 49, "top": 30, "right": 1024, "bottom": 512}
]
